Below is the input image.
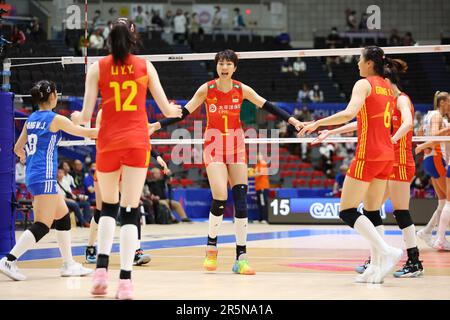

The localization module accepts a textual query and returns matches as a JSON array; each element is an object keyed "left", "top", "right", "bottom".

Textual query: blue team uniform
[{"left": 24, "top": 111, "right": 61, "bottom": 196}]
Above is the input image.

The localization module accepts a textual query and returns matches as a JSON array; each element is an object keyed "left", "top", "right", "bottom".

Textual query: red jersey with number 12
[
  {"left": 97, "top": 54, "right": 150, "bottom": 153},
  {"left": 392, "top": 92, "right": 415, "bottom": 166},
  {"left": 355, "top": 76, "right": 395, "bottom": 161}
]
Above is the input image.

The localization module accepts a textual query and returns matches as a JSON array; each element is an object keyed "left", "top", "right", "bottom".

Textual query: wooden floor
[{"left": 1, "top": 222, "right": 449, "bottom": 300}]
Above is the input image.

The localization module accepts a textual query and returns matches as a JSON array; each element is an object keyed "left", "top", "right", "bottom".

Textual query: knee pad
[
  {"left": 120, "top": 207, "right": 140, "bottom": 226},
  {"left": 393, "top": 210, "right": 413, "bottom": 229},
  {"left": 93, "top": 209, "right": 101, "bottom": 224},
  {"left": 101, "top": 202, "right": 119, "bottom": 220},
  {"left": 363, "top": 209, "right": 383, "bottom": 227},
  {"left": 28, "top": 222, "right": 50, "bottom": 242},
  {"left": 55, "top": 213, "right": 71, "bottom": 231},
  {"left": 211, "top": 199, "right": 227, "bottom": 217},
  {"left": 232, "top": 184, "right": 248, "bottom": 219},
  {"left": 339, "top": 208, "right": 361, "bottom": 228}
]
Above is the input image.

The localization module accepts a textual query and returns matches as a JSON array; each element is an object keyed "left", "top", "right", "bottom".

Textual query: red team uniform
[
  {"left": 96, "top": 54, "right": 151, "bottom": 172},
  {"left": 347, "top": 76, "right": 395, "bottom": 182},
  {"left": 203, "top": 79, "right": 246, "bottom": 166},
  {"left": 389, "top": 93, "right": 416, "bottom": 182}
]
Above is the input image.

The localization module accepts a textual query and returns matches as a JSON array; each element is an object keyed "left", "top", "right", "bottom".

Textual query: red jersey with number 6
[
  {"left": 355, "top": 76, "right": 395, "bottom": 162},
  {"left": 392, "top": 92, "right": 415, "bottom": 166},
  {"left": 97, "top": 54, "right": 150, "bottom": 153}
]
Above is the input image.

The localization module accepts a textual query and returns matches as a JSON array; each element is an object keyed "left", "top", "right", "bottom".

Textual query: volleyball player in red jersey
[
  {"left": 71, "top": 18, "right": 182, "bottom": 299},
  {"left": 149, "top": 49, "right": 303, "bottom": 275},
  {"left": 300, "top": 46, "right": 403, "bottom": 284},
  {"left": 312, "top": 59, "right": 424, "bottom": 278}
]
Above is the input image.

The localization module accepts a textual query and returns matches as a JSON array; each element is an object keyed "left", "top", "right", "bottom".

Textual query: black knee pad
[
  {"left": 232, "top": 184, "right": 248, "bottom": 219},
  {"left": 101, "top": 202, "right": 119, "bottom": 220},
  {"left": 135, "top": 210, "right": 142, "bottom": 240},
  {"left": 339, "top": 208, "right": 362, "bottom": 228},
  {"left": 393, "top": 210, "right": 414, "bottom": 230},
  {"left": 363, "top": 209, "right": 383, "bottom": 227},
  {"left": 28, "top": 222, "right": 50, "bottom": 242},
  {"left": 93, "top": 209, "right": 101, "bottom": 224},
  {"left": 55, "top": 213, "right": 71, "bottom": 231},
  {"left": 211, "top": 199, "right": 227, "bottom": 217},
  {"left": 120, "top": 207, "right": 140, "bottom": 226}
]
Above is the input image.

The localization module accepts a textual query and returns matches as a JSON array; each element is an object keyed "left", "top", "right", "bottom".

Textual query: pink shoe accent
[
  {"left": 116, "top": 279, "right": 133, "bottom": 300},
  {"left": 91, "top": 268, "right": 108, "bottom": 296}
]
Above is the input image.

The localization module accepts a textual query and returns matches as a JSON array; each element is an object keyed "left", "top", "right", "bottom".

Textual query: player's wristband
[
  {"left": 262, "top": 101, "right": 291, "bottom": 122},
  {"left": 151, "top": 149, "right": 160, "bottom": 159},
  {"left": 158, "top": 107, "right": 190, "bottom": 128}
]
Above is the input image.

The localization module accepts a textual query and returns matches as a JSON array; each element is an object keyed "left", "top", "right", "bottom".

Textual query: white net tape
[
  {"left": 9, "top": 44, "right": 450, "bottom": 147},
  {"left": 56, "top": 136, "right": 450, "bottom": 147}
]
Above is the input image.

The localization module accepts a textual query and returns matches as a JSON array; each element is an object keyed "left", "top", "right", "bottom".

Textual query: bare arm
[
  {"left": 51, "top": 115, "right": 98, "bottom": 138},
  {"left": 317, "top": 79, "right": 369, "bottom": 126},
  {"left": 183, "top": 83, "right": 208, "bottom": 113},
  {"left": 73, "top": 62, "right": 99, "bottom": 125},
  {"left": 14, "top": 125, "right": 28, "bottom": 162},
  {"left": 147, "top": 60, "right": 182, "bottom": 118},
  {"left": 299, "top": 79, "right": 370, "bottom": 136},
  {"left": 242, "top": 83, "right": 302, "bottom": 129},
  {"left": 151, "top": 83, "right": 207, "bottom": 131},
  {"left": 95, "top": 108, "right": 102, "bottom": 129},
  {"left": 391, "top": 95, "right": 413, "bottom": 144}
]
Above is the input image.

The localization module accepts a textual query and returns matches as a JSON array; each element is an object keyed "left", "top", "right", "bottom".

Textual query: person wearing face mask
[{"left": 311, "top": 83, "right": 324, "bottom": 103}]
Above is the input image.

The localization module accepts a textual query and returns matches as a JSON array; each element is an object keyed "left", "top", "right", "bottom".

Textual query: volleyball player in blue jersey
[{"left": 0, "top": 80, "right": 98, "bottom": 281}]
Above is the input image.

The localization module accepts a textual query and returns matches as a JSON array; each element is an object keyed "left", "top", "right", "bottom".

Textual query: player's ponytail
[
  {"left": 384, "top": 58, "right": 408, "bottom": 86},
  {"left": 30, "top": 80, "right": 57, "bottom": 106},
  {"left": 107, "top": 18, "right": 139, "bottom": 65},
  {"left": 434, "top": 91, "right": 449, "bottom": 110}
]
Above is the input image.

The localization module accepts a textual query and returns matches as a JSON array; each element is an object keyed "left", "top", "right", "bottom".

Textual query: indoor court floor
[{"left": 1, "top": 222, "right": 449, "bottom": 300}]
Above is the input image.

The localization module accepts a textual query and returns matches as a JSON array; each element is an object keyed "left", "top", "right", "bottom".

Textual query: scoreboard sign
[{"left": 268, "top": 197, "right": 436, "bottom": 225}]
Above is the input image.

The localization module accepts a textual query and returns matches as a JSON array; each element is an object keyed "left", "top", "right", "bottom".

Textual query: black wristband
[
  {"left": 158, "top": 107, "right": 190, "bottom": 128},
  {"left": 151, "top": 149, "right": 160, "bottom": 159},
  {"left": 262, "top": 101, "right": 291, "bottom": 122}
]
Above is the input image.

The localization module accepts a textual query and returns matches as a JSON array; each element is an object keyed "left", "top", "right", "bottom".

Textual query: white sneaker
[
  {"left": 0, "top": 257, "right": 26, "bottom": 281},
  {"left": 379, "top": 247, "right": 403, "bottom": 281},
  {"left": 368, "top": 265, "right": 384, "bottom": 284},
  {"left": 355, "top": 264, "right": 375, "bottom": 283},
  {"left": 432, "top": 238, "right": 450, "bottom": 251},
  {"left": 60, "top": 262, "right": 93, "bottom": 277},
  {"left": 417, "top": 229, "right": 435, "bottom": 248}
]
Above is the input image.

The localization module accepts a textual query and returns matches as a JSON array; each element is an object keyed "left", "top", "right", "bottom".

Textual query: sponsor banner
[{"left": 268, "top": 197, "right": 437, "bottom": 225}]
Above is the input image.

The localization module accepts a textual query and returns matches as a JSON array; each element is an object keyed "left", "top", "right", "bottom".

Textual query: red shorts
[
  {"left": 347, "top": 159, "right": 393, "bottom": 182},
  {"left": 203, "top": 137, "right": 247, "bottom": 166},
  {"left": 96, "top": 148, "right": 151, "bottom": 173},
  {"left": 389, "top": 165, "right": 416, "bottom": 182}
]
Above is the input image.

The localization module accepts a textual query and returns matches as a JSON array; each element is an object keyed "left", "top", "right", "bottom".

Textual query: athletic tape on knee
[
  {"left": 28, "top": 222, "right": 50, "bottom": 242},
  {"left": 120, "top": 207, "right": 140, "bottom": 226},
  {"left": 363, "top": 209, "right": 383, "bottom": 227},
  {"left": 393, "top": 210, "right": 414, "bottom": 229},
  {"left": 101, "top": 202, "right": 119, "bottom": 220},
  {"left": 232, "top": 184, "right": 248, "bottom": 219},
  {"left": 94, "top": 209, "right": 101, "bottom": 224},
  {"left": 339, "top": 208, "right": 362, "bottom": 228},
  {"left": 211, "top": 199, "right": 227, "bottom": 217},
  {"left": 55, "top": 213, "right": 71, "bottom": 231}
]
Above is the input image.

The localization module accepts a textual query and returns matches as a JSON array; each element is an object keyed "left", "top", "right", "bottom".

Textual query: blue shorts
[
  {"left": 447, "top": 165, "right": 450, "bottom": 179},
  {"left": 423, "top": 156, "right": 446, "bottom": 179},
  {"left": 27, "top": 180, "right": 58, "bottom": 196}
]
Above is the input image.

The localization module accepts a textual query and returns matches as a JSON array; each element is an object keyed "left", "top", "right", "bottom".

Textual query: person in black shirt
[{"left": 147, "top": 168, "right": 192, "bottom": 223}]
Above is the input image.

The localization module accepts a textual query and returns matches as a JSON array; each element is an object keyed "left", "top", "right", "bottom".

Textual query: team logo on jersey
[
  {"left": 209, "top": 104, "right": 217, "bottom": 113},
  {"left": 232, "top": 95, "right": 240, "bottom": 103},
  {"left": 206, "top": 97, "right": 218, "bottom": 104}
]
